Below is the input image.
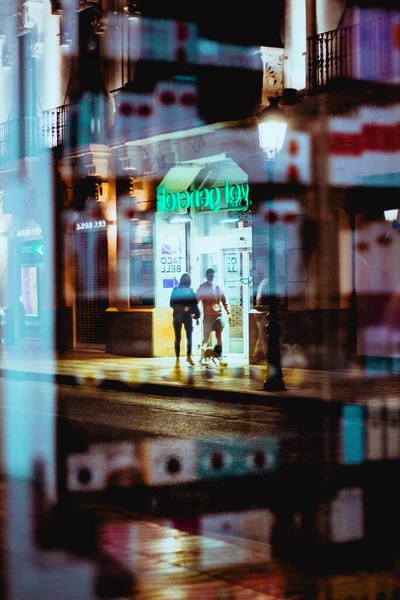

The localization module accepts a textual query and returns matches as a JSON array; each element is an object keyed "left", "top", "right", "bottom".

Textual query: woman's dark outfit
[{"left": 170, "top": 285, "right": 200, "bottom": 358}]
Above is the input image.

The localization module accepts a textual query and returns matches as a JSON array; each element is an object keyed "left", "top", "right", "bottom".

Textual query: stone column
[
  {"left": 106, "top": 171, "right": 155, "bottom": 356},
  {"left": 283, "top": 0, "right": 307, "bottom": 91}
]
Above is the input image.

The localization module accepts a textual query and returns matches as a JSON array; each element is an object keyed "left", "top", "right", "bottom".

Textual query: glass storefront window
[
  {"left": 21, "top": 266, "right": 39, "bottom": 316},
  {"left": 197, "top": 210, "right": 252, "bottom": 237},
  {"left": 129, "top": 215, "right": 155, "bottom": 307},
  {"left": 155, "top": 214, "right": 187, "bottom": 308}
]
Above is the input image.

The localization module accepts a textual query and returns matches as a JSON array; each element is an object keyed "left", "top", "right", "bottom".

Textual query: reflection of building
[
  {"left": 0, "top": 0, "right": 399, "bottom": 368},
  {"left": 318, "top": 570, "right": 400, "bottom": 600}
]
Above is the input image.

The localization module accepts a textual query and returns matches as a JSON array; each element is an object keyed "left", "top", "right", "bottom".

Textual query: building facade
[{"left": 0, "top": 0, "right": 399, "bottom": 369}]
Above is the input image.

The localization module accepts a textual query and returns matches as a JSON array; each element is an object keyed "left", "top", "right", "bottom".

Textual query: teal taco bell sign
[{"left": 157, "top": 180, "right": 250, "bottom": 213}]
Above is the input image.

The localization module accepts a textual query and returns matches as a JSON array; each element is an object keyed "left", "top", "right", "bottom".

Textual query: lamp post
[
  {"left": 384, "top": 208, "right": 399, "bottom": 228},
  {"left": 257, "top": 98, "right": 287, "bottom": 391}
]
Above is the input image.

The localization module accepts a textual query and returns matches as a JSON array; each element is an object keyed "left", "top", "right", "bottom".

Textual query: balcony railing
[
  {"left": 42, "top": 99, "right": 108, "bottom": 148},
  {"left": 0, "top": 117, "right": 41, "bottom": 160},
  {"left": 307, "top": 25, "right": 355, "bottom": 93},
  {"left": 307, "top": 15, "right": 393, "bottom": 94},
  {"left": 0, "top": 105, "right": 109, "bottom": 160},
  {"left": 41, "top": 103, "right": 79, "bottom": 148}
]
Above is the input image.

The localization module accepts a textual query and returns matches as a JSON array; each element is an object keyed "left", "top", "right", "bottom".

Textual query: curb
[{"left": 0, "top": 367, "right": 346, "bottom": 413}]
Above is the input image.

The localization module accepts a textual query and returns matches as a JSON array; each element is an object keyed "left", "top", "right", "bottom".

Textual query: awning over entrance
[
  {"left": 159, "top": 156, "right": 248, "bottom": 194},
  {"left": 159, "top": 165, "right": 203, "bottom": 193}
]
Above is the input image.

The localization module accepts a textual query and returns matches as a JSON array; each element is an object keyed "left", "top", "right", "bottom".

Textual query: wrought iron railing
[
  {"left": 42, "top": 98, "right": 108, "bottom": 148},
  {"left": 307, "top": 24, "right": 355, "bottom": 93},
  {"left": 1, "top": 104, "right": 109, "bottom": 160},
  {"left": 0, "top": 103, "right": 109, "bottom": 159},
  {"left": 307, "top": 16, "right": 391, "bottom": 94},
  {"left": 0, "top": 117, "right": 40, "bottom": 160},
  {"left": 41, "top": 103, "right": 78, "bottom": 148}
]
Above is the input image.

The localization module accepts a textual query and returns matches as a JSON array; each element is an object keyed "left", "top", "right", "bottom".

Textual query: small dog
[{"left": 200, "top": 344, "right": 222, "bottom": 367}]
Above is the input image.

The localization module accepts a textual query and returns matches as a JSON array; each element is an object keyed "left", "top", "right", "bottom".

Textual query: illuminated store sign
[
  {"left": 21, "top": 242, "right": 44, "bottom": 256},
  {"left": 156, "top": 222, "right": 186, "bottom": 307},
  {"left": 16, "top": 227, "right": 42, "bottom": 237},
  {"left": 75, "top": 219, "right": 107, "bottom": 232},
  {"left": 157, "top": 180, "right": 250, "bottom": 213}
]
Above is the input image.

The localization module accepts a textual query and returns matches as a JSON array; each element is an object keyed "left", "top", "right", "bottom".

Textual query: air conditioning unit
[
  {"left": 90, "top": 442, "right": 139, "bottom": 487},
  {"left": 67, "top": 452, "right": 107, "bottom": 492},
  {"left": 139, "top": 438, "right": 197, "bottom": 486}
]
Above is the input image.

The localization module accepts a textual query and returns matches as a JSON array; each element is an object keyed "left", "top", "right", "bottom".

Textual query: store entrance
[
  {"left": 75, "top": 229, "right": 109, "bottom": 347},
  {"left": 222, "top": 249, "right": 252, "bottom": 357},
  {"left": 18, "top": 240, "right": 44, "bottom": 344},
  {"left": 198, "top": 248, "right": 252, "bottom": 358}
]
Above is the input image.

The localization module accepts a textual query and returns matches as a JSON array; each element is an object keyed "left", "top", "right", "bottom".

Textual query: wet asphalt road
[{"left": 1, "top": 378, "right": 399, "bottom": 599}]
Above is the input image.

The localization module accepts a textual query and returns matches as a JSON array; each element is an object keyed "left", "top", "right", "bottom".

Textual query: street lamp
[
  {"left": 384, "top": 208, "right": 399, "bottom": 229},
  {"left": 257, "top": 98, "right": 287, "bottom": 391}
]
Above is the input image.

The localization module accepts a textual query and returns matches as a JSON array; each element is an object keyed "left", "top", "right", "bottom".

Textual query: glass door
[{"left": 222, "top": 249, "right": 252, "bottom": 358}]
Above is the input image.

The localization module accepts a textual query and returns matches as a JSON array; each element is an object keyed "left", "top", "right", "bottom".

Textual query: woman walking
[{"left": 170, "top": 273, "right": 200, "bottom": 366}]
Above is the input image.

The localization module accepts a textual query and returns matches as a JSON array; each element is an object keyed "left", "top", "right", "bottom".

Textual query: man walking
[{"left": 196, "top": 268, "right": 231, "bottom": 365}]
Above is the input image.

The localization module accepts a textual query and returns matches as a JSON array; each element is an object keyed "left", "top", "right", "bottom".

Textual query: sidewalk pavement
[{"left": 1, "top": 348, "right": 400, "bottom": 408}]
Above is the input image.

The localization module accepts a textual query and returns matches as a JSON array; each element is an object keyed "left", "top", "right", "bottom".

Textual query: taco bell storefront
[
  {"left": 107, "top": 134, "right": 284, "bottom": 363},
  {"left": 152, "top": 159, "right": 255, "bottom": 360}
]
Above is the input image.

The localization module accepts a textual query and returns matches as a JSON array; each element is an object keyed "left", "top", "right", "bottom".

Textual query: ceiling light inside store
[
  {"left": 166, "top": 214, "right": 193, "bottom": 224},
  {"left": 219, "top": 217, "right": 239, "bottom": 224}
]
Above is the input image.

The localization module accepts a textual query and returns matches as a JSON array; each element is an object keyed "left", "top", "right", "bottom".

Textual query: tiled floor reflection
[
  {"left": 2, "top": 475, "right": 400, "bottom": 599},
  {"left": 99, "top": 519, "right": 279, "bottom": 599}
]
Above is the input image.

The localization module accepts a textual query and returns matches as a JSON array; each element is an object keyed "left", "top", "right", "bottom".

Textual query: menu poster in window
[
  {"left": 129, "top": 215, "right": 155, "bottom": 306},
  {"left": 223, "top": 250, "right": 242, "bottom": 307},
  {"left": 156, "top": 221, "right": 186, "bottom": 307}
]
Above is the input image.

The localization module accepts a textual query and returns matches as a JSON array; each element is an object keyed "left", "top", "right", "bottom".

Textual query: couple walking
[{"left": 170, "top": 268, "right": 231, "bottom": 367}]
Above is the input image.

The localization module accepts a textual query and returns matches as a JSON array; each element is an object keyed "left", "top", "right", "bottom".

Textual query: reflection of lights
[
  {"left": 219, "top": 217, "right": 239, "bottom": 224},
  {"left": 159, "top": 535, "right": 182, "bottom": 555},
  {"left": 124, "top": 1, "right": 141, "bottom": 19},
  {"left": 106, "top": 204, "right": 117, "bottom": 222},
  {"left": 166, "top": 214, "right": 193, "bottom": 224},
  {"left": 77, "top": 367, "right": 104, "bottom": 387}
]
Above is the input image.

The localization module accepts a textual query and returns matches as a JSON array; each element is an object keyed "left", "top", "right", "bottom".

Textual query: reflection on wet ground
[{"left": 1, "top": 383, "right": 400, "bottom": 599}]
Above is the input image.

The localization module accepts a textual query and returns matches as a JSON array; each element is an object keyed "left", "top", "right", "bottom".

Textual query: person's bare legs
[
  {"left": 202, "top": 333, "right": 211, "bottom": 347},
  {"left": 214, "top": 327, "right": 228, "bottom": 365},
  {"left": 200, "top": 318, "right": 213, "bottom": 361}
]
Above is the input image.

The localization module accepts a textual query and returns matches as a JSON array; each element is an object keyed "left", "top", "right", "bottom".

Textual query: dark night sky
[{"left": 138, "top": 0, "right": 284, "bottom": 47}]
